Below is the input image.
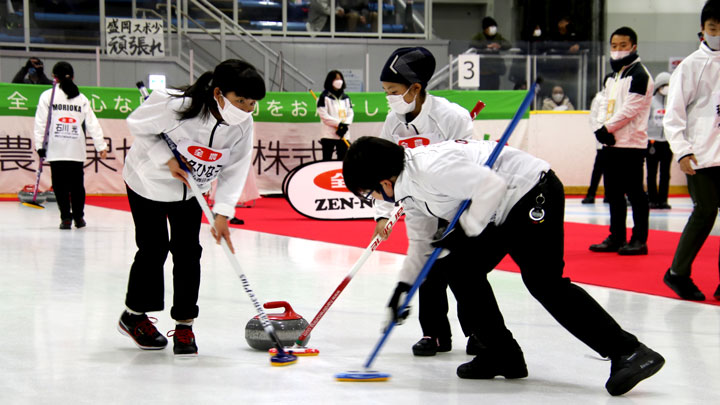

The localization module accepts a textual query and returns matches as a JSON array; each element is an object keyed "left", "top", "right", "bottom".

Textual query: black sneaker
[
  {"left": 75, "top": 218, "right": 86, "bottom": 228},
  {"left": 457, "top": 340, "right": 528, "bottom": 379},
  {"left": 663, "top": 269, "right": 705, "bottom": 300},
  {"left": 657, "top": 202, "right": 672, "bottom": 210},
  {"left": 59, "top": 220, "right": 72, "bottom": 230},
  {"left": 167, "top": 325, "right": 198, "bottom": 357},
  {"left": 412, "top": 336, "right": 451, "bottom": 356},
  {"left": 618, "top": 240, "right": 648, "bottom": 256},
  {"left": 466, "top": 334, "right": 483, "bottom": 355},
  {"left": 589, "top": 237, "right": 624, "bottom": 253},
  {"left": 714, "top": 284, "right": 720, "bottom": 301},
  {"left": 117, "top": 311, "right": 168, "bottom": 350},
  {"left": 605, "top": 343, "right": 665, "bottom": 396},
  {"left": 581, "top": 196, "right": 595, "bottom": 204}
]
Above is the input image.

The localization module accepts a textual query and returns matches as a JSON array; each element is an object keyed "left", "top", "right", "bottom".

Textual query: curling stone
[
  {"left": 18, "top": 184, "right": 46, "bottom": 204},
  {"left": 245, "top": 301, "right": 310, "bottom": 351},
  {"left": 42, "top": 187, "right": 56, "bottom": 202}
]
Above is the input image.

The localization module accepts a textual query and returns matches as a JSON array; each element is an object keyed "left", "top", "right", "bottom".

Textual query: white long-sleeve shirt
[
  {"left": 122, "top": 89, "right": 254, "bottom": 218},
  {"left": 664, "top": 42, "right": 720, "bottom": 168},
  {"left": 34, "top": 87, "right": 107, "bottom": 162},
  {"left": 375, "top": 95, "right": 474, "bottom": 220},
  {"left": 395, "top": 139, "right": 550, "bottom": 284}
]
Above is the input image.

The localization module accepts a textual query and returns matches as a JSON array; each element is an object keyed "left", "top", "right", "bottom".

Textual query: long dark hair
[
  {"left": 174, "top": 59, "right": 266, "bottom": 121},
  {"left": 323, "top": 70, "right": 346, "bottom": 93},
  {"left": 52, "top": 61, "right": 79, "bottom": 99}
]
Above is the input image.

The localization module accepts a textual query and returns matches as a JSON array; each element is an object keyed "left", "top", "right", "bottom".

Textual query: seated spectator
[
  {"left": 541, "top": 85, "right": 574, "bottom": 111},
  {"left": 471, "top": 17, "right": 511, "bottom": 90},
  {"left": 12, "top": 57, "right": 53, "bottom": 85},
  {"left": 546, "top": 16, "right": 583, "bottom": 54}
]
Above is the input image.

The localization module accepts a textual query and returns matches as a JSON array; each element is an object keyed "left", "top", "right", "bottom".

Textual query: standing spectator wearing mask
[
  {"left": 646, "top": 72, "right": 673, "bottom": 209},
  {"left": 589, "top": 27, "right": 653, "bottom": 256},
  {"left": 317, "top": 70, "right": 354, "bottom": 161},
  {"left": 471, "top": 17, "right": 511, "bottom": 90},
  {"left": 12, "top": 57, "right": 53, "bottom": 85},
  {"left": 541, "top": 85, "right": 574, "bottom": 111}
]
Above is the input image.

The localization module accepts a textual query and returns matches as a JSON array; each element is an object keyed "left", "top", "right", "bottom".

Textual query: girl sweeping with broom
[
  {"left": 33, "top": 61, "right": 108, "bottom": 229},
  {"left": 117, "top": 59, "right": 265, "bottom": 357}
]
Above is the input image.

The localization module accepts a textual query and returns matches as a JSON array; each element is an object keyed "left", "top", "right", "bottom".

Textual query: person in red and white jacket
[
  {"left": 662, "top": 0, "right": 720, "bottom": 301},
  {"left": 589, "top": 26, "right": 653, "bottom": 256},
  {"left": 33, "top": 61, "right": 108, "bottom": 230}
]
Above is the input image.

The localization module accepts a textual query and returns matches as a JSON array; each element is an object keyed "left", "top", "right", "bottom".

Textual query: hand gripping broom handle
[
  {"left": 362, "top": 82, "right": 537, "bottom": 370},
  {"left": 30, "top": 78, "right": 58, "bottom": 203},
  {"left": 294, "top": 203, "right": 405, "bottom": 345},
  {"left": 159, "top": 132, "right": 289, "bottom": 355}
]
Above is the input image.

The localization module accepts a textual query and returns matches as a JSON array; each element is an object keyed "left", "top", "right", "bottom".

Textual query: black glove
[
  {"left": 386, "top": 282, "right": 411, "bottom": 329},
  {"left": 336, "top": 122, "right": 349, "bottom": 137},
  {"left": 431, "top": 222, "right": 471, "bottom": 252},
  {"left": 594, "top": 126, "right": 616, "bottom": 146},
  {"left": 37, "top": 149, "right": 46, "bottom": 158}
]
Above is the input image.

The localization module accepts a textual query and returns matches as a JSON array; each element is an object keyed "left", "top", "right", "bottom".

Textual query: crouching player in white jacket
[
  {"left": 118, "top": 59, "right": 265, "bottom": 357},
  {"left": 343, "top": 136, "right": 665, "bottom": 396}
]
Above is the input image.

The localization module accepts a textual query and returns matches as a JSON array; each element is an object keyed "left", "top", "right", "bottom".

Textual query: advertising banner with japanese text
[{"left": 0, "top": 83, "right": 529, "bottom": 197}]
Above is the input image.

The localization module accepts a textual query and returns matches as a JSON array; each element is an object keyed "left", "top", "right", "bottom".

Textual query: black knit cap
[
  {"left": 482, "top": 16, "right": 497, "bottom": 30},
  {"left": 379, "top": 47, "right": 436, "bottom": 89}
]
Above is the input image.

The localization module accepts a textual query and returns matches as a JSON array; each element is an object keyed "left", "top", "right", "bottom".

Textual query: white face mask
[
  {"left": 705, "top": 32, "right": 720, "bottom": 50},
  {"left": 487, "top": 26, "right": 498, "bottom": 36},
  {"left": 386, "top": 87, "right": 417, "bottom": 115},
  {"left": 533, "top": 29, "right": 542, "bottom": 37},
  {"left": 216, "top": 95, "right": 252, "bottom": 125},
  {"left": 332, "top": 79, "right": 343, "bottom": 90},
  {"left": 552, "top": 93, "right": 564, "bottom": 103},
  {"left": 610, "top": 50, "right": 631, "bottom": 60},
  {"left": 658, "top": 86, "right": 669, "bottom": 96}
]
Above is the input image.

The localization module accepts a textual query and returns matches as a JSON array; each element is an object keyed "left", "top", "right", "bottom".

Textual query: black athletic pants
[
  {"left": 320, "top": 138, "right": 348, "bottom": 161},
  {"left": 446, "top": 170, "right": 639, "bottom": 357},
  {"left": 124, "top": 185, "right": 203, "bottom": 320},
  {"left": 646, "top": 141, "right": 673, "bottom": 204},
  {"left": 586, "top": 148, "right": 606, "bottom": 199},
  {"left": 603, "top": 147, "right": 649, "bottom": 244},
  {"left": 49, "top": 161, "right": 85, "bottom": 222}
]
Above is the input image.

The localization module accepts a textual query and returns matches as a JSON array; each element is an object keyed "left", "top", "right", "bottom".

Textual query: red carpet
[{"left": 81, "top": 195, "right": 720, "bottom": 306}]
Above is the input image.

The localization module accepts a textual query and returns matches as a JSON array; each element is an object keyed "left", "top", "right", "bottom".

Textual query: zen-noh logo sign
[{"left": 284, "top": 161, "right": 375, "bottom": 220}]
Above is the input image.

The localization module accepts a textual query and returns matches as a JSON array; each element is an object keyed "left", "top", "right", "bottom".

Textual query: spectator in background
[
  {"left": 663, "top": 0, "right": 720, "bottom": 301},
  {"left": 547, "top": 16, "right": 582, "bottom": 54},
  {"left": 12, "top": 57, "right": 53, "bottom": 84},
  {"left": 646, "top": 72, "right": 673, "bottom": 209},
  {"left": 541, "top": 85, "right": 574, "bottom": 111},
  {"left": 509, "top": 21, "right": 546, "bottom": 89},
  {"left": 317, "top": 70, "right": 354, "bottom": 161},
  {"left": 471, "top": 17, "right": 511, "bottom": 90},
  {"left": 583, "top": 74, "right": 613, "bottom": 204},
  {"left": 336, "top": 0, "right": 372, "bottom": 32},
  {"left": 589, "top": 26, "right": 653, "bottom": 256}
]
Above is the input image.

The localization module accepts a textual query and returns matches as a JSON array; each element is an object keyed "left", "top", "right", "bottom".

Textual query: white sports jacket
[
  {"left": 395, "top": 139, "right": 550, "bottom": 284},
  {"left": 664, "top": 42, "right": 720, "bottom": 169},
  {"left": 34, "top": 87, "right": 107, "bottom": 162},
  {"left": 375, "top": 95, "right": 474, "bottom": 220},
  {"left": 600, "top": 57, "right": 653, "bottom": 149},
  {"left": 123, "top": 89, "right": 254, "bottom": 218},
  {"left": 316, "top": 89, "right": 354, "bottom": 140}
]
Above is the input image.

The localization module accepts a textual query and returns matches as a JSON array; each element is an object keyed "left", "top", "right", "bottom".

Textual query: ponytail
[
  {"left": 52, "top": 61, "right": 79, "bottom": 99},
  {"left": 173, "top": 59, "right": 266, "bottom": 121}
]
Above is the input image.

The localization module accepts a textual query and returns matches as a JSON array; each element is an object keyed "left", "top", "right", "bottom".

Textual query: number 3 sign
[{"left": 457, "top": 54, "right": 480, "bottom": 88}]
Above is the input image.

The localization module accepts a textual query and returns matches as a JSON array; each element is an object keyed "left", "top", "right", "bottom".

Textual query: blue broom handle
[{"left": 363, "top": 82, "right": 537, "bottom": 370}]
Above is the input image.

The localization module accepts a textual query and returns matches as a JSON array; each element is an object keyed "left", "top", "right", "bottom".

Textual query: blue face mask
[{"left": 380, "top": 187, "right": 395, "bottom": 203}]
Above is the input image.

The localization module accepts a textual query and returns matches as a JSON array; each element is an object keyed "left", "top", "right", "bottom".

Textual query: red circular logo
[
  {"left": 58, "top": 117, "right": 76, "bottom": 124},
  {"left": 313, "top": 169, "right": 349, "bottom": 192},
  {"left": 187, "top": 146, "right": 222, "bottom": 162}
]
